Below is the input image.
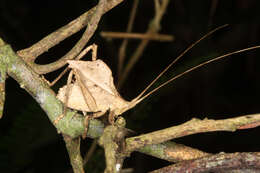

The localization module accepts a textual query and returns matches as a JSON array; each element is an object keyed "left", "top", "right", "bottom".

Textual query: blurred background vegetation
[{"left": 0, "top": 0, "right": 260, "bottom": 172}]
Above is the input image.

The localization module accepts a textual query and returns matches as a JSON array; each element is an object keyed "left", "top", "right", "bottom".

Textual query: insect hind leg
[{"left": 82, "top": 110, "right": 104, "bottom": 139}]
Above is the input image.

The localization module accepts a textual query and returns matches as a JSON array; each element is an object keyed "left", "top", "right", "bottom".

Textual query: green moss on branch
[{"left": 0, "top": 42, "right": 105, "bottom": 138}]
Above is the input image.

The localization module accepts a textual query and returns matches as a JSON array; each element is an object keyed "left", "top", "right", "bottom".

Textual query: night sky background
[{"left": 1, "top": 0, "right": 260, "bottom": 172}]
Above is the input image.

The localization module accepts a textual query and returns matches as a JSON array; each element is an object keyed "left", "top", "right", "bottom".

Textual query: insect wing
[{"left": 67, "top": 60, "right": 118, "bottom": 96}]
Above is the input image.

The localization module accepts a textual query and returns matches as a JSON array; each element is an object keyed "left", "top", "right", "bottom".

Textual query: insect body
[
  {"left": 57, "top": 59, "right": 133, "bottom": 116},
  {"left": 56, "top": 45, "right": 141, "bottom": 126}
]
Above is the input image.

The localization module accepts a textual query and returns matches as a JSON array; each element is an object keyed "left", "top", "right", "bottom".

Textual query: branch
[
  {"left": 117, "top": 0, "right": 139, "bottom": 79},
  {"left": 17, "top": 0, "right": 124, "bottom": 74},
  {"left": 138, "top": 141, "right": 210, "bottom": 163},
  {"left": 0, "top": 41, "right": 208, "bottom": 164},
  {"left": 101, "top": 32, "right": 174, "bottom": 41},
  {"left": 149, "top": 152, "right": 260, "bottom": 173},
  {"left": 0, "top": 40, "right": 106, "bottom": 138},
  {"left": 2, "top": 42, "right": 207, "bottom": 164},
  {"left": 98, "top": 117, "right": 128, "bottom": 173},
  {"left": 17, "top": 0, "right": 124, "bottom": 61},
  {"left": 118, "top": 0, "right": 170, "bottom": 87},
  {"left": 63, "top": 135, "right": 85, "bottom": 173},
  {"left": 0, "top": 39, "right": 6, "bottom": 118},
  {"left": 126, "top": 114, "right": 260, "bottom": 152},
  {"left": 99, "top": 125, "right": 120, "bottom": 173}
]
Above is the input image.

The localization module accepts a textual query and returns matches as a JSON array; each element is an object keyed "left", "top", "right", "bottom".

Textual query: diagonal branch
[
  {"left": 0, "top": 40, "right": 92, "bottom": 138},
  {"left": 117, "top": 0, "right": 139, "bottom": 78},
  {"left": 17, "top": 0, "right": 124, "bottom": 61},
  {"left": 17, "top": 0, "right": 124, "bottom": 74}
]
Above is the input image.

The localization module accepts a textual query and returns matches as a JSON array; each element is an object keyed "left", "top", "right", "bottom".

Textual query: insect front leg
[{"left": 54, "top": 70, "right": 74, "bottom": 125}]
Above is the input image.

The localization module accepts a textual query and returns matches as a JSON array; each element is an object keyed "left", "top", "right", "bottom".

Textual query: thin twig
[
  {"left": 118, "top": 0, "right": 170, "bottom": 88},
  {"left": 83, "top": 139, "right": 98, "bottom": 165},
  {"left": 101, "top": 32, "right": 174, "bottom": 41},
  {"left": 208, "top": 0, "right": 219, "bottom": 27},
  {"left": 118, "top": 0, "right": 139, "bottom": 80},
  {"left": 126, "top": 113, "right": 260, "bottom": 152}
]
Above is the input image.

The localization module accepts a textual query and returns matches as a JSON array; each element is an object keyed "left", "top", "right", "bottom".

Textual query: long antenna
[
  {"left": 134, "top": 45, "right": 260, "bottom": 104},
  {"left": 133, "top": 24, "right": 228, "bottom": 101}
]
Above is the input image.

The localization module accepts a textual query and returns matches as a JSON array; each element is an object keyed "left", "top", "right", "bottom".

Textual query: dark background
[{"left": 0, "top": 0, "right": 260, "bottom": 172}]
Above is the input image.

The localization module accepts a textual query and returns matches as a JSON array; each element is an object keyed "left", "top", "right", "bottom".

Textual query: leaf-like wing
[
  {"left": 57, "top": 59, "right": 130, "bottom": 114},
  {"left": 68, "top": 60, "right": 118, "bottom": 96},
  {"left": 57, "top": 82, "right": 129, "bottom": 113}
]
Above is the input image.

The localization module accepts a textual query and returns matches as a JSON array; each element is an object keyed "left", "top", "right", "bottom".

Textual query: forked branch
[
  {"left": 0, "top": 41, "right": 88, "bottom": 137},
  {"left": 17, "top": 0, "right": 124, "bottom": 74}
]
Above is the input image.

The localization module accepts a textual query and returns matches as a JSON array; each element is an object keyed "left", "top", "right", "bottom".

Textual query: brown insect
[{"left": 56, "top": 44, "right": 140, "bottom": 128}]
